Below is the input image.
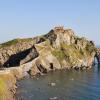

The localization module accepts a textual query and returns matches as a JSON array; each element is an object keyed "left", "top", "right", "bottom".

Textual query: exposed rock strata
[
  {"left": 0, "top": 70, "right": 17, "bottom": 100},
  {"left": 0, "top": 26, "right": 99, "bottom": 99},
  {"left": 0, "top": 27, "right": 97, "bottom": 70}
]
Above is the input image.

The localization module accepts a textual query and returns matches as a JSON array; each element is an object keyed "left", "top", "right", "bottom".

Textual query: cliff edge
[
  {"left": 0, "top": 26, "right": 97, "bottom": 99},
  {"left": 0, "top": 26, "right": 96, "bottom": 70}
]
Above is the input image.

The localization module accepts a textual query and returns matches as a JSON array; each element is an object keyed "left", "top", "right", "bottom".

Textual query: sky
[{"left": 0, "top": 0, "right": 100, "bottom": 45}]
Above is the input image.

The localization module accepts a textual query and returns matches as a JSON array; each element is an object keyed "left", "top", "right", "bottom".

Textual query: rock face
[
  {"left": 0, "top": 38, "right": 34, "bottom": 67},
  {"left": 30, "top": 27, "right": 96, "bottom": 73},
  {"left": 0, "top": 26, "right": 98, "bottom": 99},
  {"left": 95, "top": 48, "right": 100, "bottom": 66},
  {"left": 0, "top": 70, "right": 17, "bottom": 100},
  {"left": 0, "top": 26, "right": 96, "bottom": 70},
  {"left": 0, "top": 37, "right": 45, "bottom": 67}
]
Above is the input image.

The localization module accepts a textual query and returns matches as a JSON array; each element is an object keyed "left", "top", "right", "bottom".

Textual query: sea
[{"left": 15, "top": 64, "right": 100, "bottom": 100}]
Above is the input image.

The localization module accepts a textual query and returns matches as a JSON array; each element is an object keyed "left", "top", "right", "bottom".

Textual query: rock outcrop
[
  {"left": 29, "top": 27, "right": 96, "bottom": 73},
  {"left": 0, "top": 26, "right": 98, "bottom": 99},
  {"left": 0, "top": 27, "right": 96, "bottom": 70},
  {"left": 0, "top": 70, "right": 17, "bottom": 100},
  {"left": 95, "top": 48, "right": 100, "bottom": 66}
]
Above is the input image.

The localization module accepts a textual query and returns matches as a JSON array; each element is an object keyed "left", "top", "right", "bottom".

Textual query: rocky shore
[{"left": 0, "top": 26, "right": 99, "bottom": 99}]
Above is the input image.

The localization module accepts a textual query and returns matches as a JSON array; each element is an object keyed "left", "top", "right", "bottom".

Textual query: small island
[{"left": 0, "top": 27, "right": 100, "bottom": 99}]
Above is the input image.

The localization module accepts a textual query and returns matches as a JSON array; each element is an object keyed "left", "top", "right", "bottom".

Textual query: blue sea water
[{"left": 15, "top": 65, "right": 100, "bottom": 100}]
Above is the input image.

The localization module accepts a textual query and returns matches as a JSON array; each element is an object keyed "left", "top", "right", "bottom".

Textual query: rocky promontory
[{"left": 0, "top": 26, "right": 99, "bottom": 99}]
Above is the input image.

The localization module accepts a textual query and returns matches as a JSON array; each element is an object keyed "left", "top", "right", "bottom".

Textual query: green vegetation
[
  {"left": 0, "top": 38, "right": 33, "bottom": 48},
  {"left": 74, "top": 35, "right": 95, "bottom": 56},
  {"left": 52, "top": 49, "right": 65, "bottom": 61},
  {"left": 0, "top": 78, "right": 7, "bottom": 96},
  {"left": 51, "top": 49, "right": 66, "bottom": 67},
  {"left": 75, "top": 36, "right": 86, "bottom": 41},
  {"left": 85, "top": 42, "right": 95, "bottom": 55},
  {"left": 51, "top": 43, "right": 87, "bottom": 66},
  {"left": 0, "top": 39, "right": 19, "bottom": 48},
  {"left": 61, "top": 43, "right": 84, "bottom": 59}
]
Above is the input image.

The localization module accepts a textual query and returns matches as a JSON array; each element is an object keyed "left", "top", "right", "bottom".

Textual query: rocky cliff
[
  {"left": 29, "top": 27, "right": 96, "bottom": 75},
  {"left": 0, "top": 71, "right": 17, "bottom": 100},
  {"left": 0, "top": 27, "right": 97, "bottom": 99},
  {"left": 0, "top": 27, "right": 96, "bottom": 70}
]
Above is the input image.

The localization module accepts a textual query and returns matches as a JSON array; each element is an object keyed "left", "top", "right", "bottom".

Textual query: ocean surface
[{"left": 15, "top": 64, "right": 100, "bottom": 100}]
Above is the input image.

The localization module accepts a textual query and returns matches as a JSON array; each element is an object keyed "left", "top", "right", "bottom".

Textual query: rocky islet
[{"left": 0, "top": 26, "right": 100, "bottom": 99}]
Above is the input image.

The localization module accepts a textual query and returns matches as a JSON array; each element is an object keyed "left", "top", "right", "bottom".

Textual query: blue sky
[{"left": 0, "top": 0, "right": 100, "bottom": 45}]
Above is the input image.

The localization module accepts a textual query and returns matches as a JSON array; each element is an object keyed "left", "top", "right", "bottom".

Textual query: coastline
[{"left": 0, "top": 27, "right": 100, "bottom": 99}]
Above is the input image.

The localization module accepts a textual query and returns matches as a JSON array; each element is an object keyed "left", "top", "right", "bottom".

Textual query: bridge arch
[{"left": 94, "top": 53, "right": 100, "bottom": 67}]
